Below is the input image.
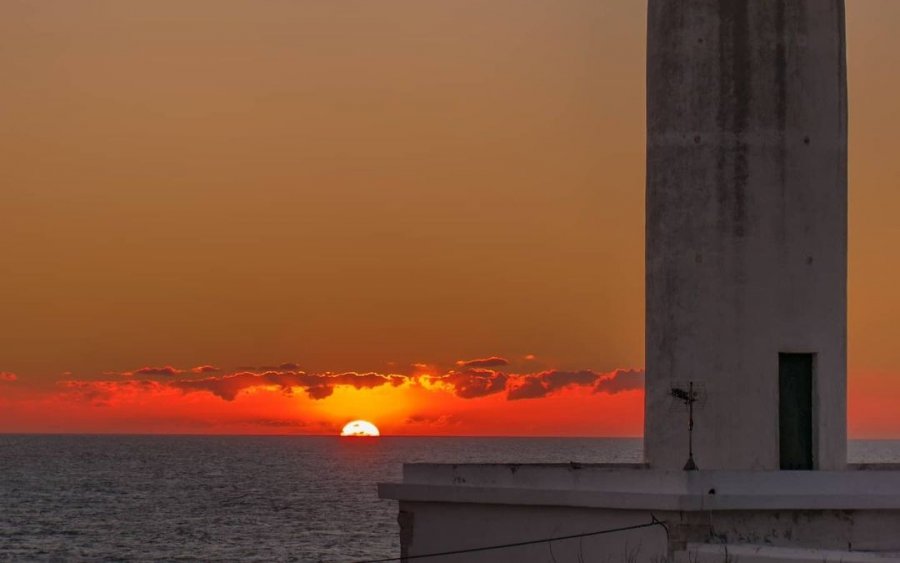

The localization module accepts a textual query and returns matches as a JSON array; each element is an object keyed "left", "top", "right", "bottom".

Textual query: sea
[{"left": 0, "top": 436, "right": 898, "bottom": 562}]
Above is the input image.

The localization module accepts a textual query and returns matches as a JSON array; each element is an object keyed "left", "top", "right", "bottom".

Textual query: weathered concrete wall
[
  {"left": 669, "top": 510, "right": 900, "bottom": 553},
  {"left": 397, "top": 502, "right": 667, "bottom": 563},
  {"left": 395, "top": 502, "right": 900, "bottom": 562},
  {"left": 679, "top": 544, "right": 900, "bottom": 562},
  {"left": 382, "top": 466, "right": 900, "bottom": 560},
  {"left": 645, "top": 1, "right": 848, "bottom": 470}
]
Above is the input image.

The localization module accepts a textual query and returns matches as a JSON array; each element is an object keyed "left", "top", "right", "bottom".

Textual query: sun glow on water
[{"left": 340, "top": 420, "right": 380, "bottom": 437}]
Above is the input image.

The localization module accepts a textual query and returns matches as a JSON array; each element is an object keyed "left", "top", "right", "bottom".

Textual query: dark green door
[{"left": 779, "top": 353, "right": 813, "bottom": 470}]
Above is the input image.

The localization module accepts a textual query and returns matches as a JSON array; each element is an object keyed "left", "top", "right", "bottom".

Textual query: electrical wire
[{"left": 352, "top": 517, "right": 668, "bottom": 563}]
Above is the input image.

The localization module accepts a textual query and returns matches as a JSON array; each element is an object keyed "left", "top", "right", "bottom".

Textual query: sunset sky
[{"left": 2, "top": 1, "right": 899, "bottom": 438}]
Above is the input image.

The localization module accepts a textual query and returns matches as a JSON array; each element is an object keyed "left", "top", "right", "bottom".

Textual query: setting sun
[{"left": 340, "top": 420, "right": 380, "bottom": 437}]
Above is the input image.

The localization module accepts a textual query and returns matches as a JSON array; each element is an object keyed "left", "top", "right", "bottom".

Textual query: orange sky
[{"left": 1, "top": 1, "right": 899, "bottom": 438}]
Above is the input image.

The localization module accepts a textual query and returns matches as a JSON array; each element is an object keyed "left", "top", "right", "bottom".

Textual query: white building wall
[
  {"left": 381, "top": 465, "right": 900, "bottom": 560},
  {"left": 398, "top": 502, "right": 667, "bottom": 563},
  {"left": 645, "top": 0, "right": 848, "bottom": 470},
  {"left": 396, "top": 502, "right": 900, "bottom": 562}
]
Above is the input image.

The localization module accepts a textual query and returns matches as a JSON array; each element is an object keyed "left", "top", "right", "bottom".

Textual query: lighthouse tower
[
  {"left": 644, "top": 1, "right": 848, "bottom": 470},
  {"left": 383, "top": 3, "right": 900, "bottom": 559}
]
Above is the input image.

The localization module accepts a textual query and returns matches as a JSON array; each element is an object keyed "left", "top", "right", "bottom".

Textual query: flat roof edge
[{"left": 378, "top": 478, "right": 900, "bottom": 511}]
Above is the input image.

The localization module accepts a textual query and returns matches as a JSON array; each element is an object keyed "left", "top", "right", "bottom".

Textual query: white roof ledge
[{"left": 379, "top": 464, "right": 900, "bottom": 511}]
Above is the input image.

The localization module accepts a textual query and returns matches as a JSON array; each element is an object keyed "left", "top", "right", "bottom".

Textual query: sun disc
[{"left": 340, "top": 420, "right": 380, "bottom": 437}]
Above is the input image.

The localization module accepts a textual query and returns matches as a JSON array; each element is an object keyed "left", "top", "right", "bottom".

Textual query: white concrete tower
[{"left": 645, "top": 1, "right": 848, "bottom": 470}]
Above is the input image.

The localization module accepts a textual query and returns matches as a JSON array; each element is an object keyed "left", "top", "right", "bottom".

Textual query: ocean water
[{"left": 0, "top": 436, "right": 897, "bottom": 562}]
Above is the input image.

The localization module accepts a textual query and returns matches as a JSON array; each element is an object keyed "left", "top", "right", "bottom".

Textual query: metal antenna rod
[
  {"left": 684, "top": 381, "right": 697, "bottom": 471},
  {"left": 671, "top": 381, "right": 698, "bottom": 471}
]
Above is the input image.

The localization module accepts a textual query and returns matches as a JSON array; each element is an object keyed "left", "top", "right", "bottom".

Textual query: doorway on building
[{"left": 779, "top": 353, "right": 814, "bottom": 470}]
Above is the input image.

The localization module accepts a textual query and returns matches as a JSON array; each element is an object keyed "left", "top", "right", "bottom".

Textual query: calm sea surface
[{"left": 0, "top": 436, "right": 897, "bottom": 562}]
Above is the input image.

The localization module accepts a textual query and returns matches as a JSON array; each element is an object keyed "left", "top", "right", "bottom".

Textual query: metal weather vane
[{"left": 671, "top": 381, "right": 699, "bottom": 471}]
